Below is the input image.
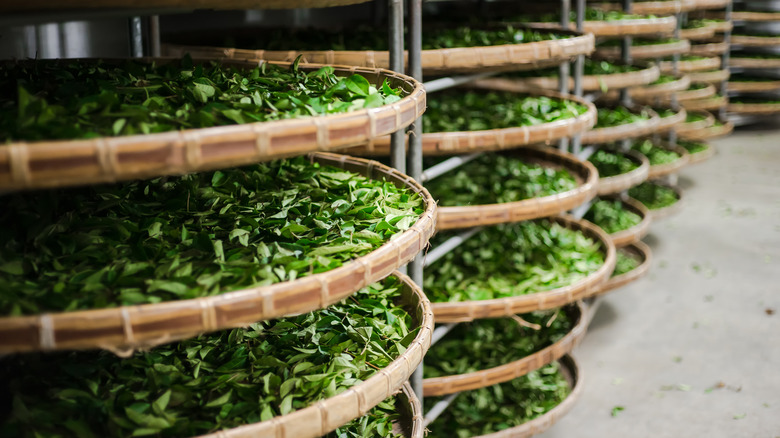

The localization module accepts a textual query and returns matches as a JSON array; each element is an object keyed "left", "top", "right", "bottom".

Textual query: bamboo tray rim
[
  {"left": 588, "top": 1, "right": 684, "bottom": 16},
  {"left": 681, "top": 94, "right": 728, "bottom": 111},
  {"left": 679, "top": 120, "right": 733, "bottom": 140},
  {"left": 655, "top": 106, "right": 688, "bottom": 132},
  {"left": 195, "top": 269, "right": 434, "bottom": 438},
  {"left": 728, "top": 79, "right": 780, "bottom": 92},
  {"left": 0, "top": 153, "right": 437, "bottom": 355},
  {"left": 729, "top": 57, "right": 780, "bottom": 69},
  {"left": 0, "top": 57, "right": 426, "bottom": 192},
  {"left": 434, "top": 146, "right": 600, "bottom": 231},
  {"left": 681, "top": 0, "right": 731, "bottom": 11},
  {"left": 422, "top": 302, "right": 586, "bottom": 397},
  {"left": 660, "top": 56, "right": 721, "bottom": 74},
  {"left": 486, "top": 63, "right": 660, "bottom": 92},
  {"left": 689, "top": 40, "right": 730, "bottom": 56},
  {"left": 685, "top": 140, "right": 716, "bottom": 165},
  {"left": 395, "top": 382, "right": 425, "bottom": 438},
  {"left": 595, "top": 39, "right": 691, "bottom": 59},
  {"left": 591, "top": 241, "right": 653, "bottom": 297},
  {"left": 732, "top": 11, "right": 780, "bottom": 22},
  {"left": 0, "top": 0, "right": 373, "bottom": 11},
  {"left": 528, "top": 16, "right": 677, "bottom": 37},
  {"left": 675, "top": 110, "right": 716, "bottom": 133},
  {"left": 429, "top": 215, "right": 617, "bottom": 322},
  {"left": 675, "top": 83, "right": 718, "bottom": 102},
  {"left": 473, "top": 354, "right": 583, "bottom": 438},
  {"left": 645, "top": 141, "right": 691, "bottom": 179},
  {"left": 602, "top": 195, "right": 653, "bottom": 248},
  {"left": 731, "top": 35, "right": 780, "bottom": 47},
  {"left": 596, "top": 149, "right": 651, "bottom": 196},
  {"left": 345, "top": 87, "right": 597, "bottom": 157},
  {"left": 163, "top": 26, "right": 596, "bottom": 74},
  {"left": 679, "top": 26, "right": 717, "bottom": 41},
  {"left": 630, "top": 74, "right": 692, "bottom": 97},
  {"left": 647, "top": 182, "right": 684, "bottom": 221},
  {"left": 727, "top": 101, "right": 780, "bottom": 114},
  {"left": 582, "top": 106, "right": 661, "bottom": 144},
  {"left": 689, "top": 68, "right": 731, "bottom": 84}
]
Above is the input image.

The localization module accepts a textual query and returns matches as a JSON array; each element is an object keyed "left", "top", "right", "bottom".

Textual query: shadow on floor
[{"left": 588, "top": 300, "right": 618, "bottom": 333}]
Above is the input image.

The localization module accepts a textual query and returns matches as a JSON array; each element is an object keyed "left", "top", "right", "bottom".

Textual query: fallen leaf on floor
[
  {"left": 611, "top": 406, "right": 624, "bottom": 417},
  {"left": 672, "top": 356, "right": 683, "bottom": 363},
  {"left": 704, "top": 295, "right": 714, "bottom": 302},
  {"left": 612, "top": 377, "right": 624, "bottom": 386},
  {"left": 733, "top": 413, "right": 746, "bottom": 420},
  {"left": 766, "top": 308, "right": 775, "bottom": 316},
  {"left": 763, "top": 403, "right": 771, "bottom": 408}
]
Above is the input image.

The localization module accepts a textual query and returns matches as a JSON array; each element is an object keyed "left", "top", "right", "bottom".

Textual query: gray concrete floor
[{"left": 538, "top": 126, "right": 780, "bottom": 438}]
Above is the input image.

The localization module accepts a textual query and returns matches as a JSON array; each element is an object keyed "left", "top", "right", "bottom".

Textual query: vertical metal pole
[
  {"left": 389, "top": 0, "right": 406, "bottom": 173},
  {"left": 130, "top": 16, "right": 144, "bottom": 57},
  {"left": 407, "top": 0, "right": 424, "bottom": 403},
  {"left": 668, "top": 9, "right": 682, "bottom": 144},
  {"left": 572, "top": 0, "right": 585, "bottom": 155},
  {"left": 719, "top": 1, "right": 733, "bottom": 121},
  {"left": 558, "top": 0, "right": 571, "bottom": 151},
  {"left": 149, "top": 16, "right": 161, "bottom": 57},
  {"left": 619, "top": 0, "right": 632, "bottom": 106}
]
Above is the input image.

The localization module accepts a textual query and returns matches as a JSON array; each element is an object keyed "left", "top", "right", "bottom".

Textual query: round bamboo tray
[
  {"left": 684, "top": 141, "right": 716, "bottom": 165},
  {"left": 660, "top": 56, "right": 721, "bottom": 74},
  {"left": 679, "top": 26, "right": 717, "bottom": 41},
  {"left": 591, "top": 241, "right": 653, "bottom": 297},
  {"left": 689, "top": 40, "right": 730, "bottom": 56},
  {"left": 422, "top": 302, "right": 586, "bottom": 397},
  {"left": 647, "top": 183, "right": 684, "bottom": 221},
  {"left": 597, "top": 150, "right": 651, "bottom": 196},
  {"left": 732, "top": 11, "right": 780, "bottom": 22},
  {"left": 637, "top": 83, "right": 716, "bottom": 105},
  {"left": 732, "top": 35, "right": 780, "bottom": 48},
  {"left": 681, "top": 94, "right": 728, "bottom": 111},
  {"left": 627, "top": 75, "right": 692, "bottom": 99},
  {"left": 582, "top": 107, "right": 661, "bottom": 144},
  {"left": 0, "top": 0, "right": 373, "bottom": 11},
  {"left": 681, "top": 0, "right": 731, "bottom": 10},
  {"left": 675, "top": 110, "right": 716, "bottom": 134},
  {"left": 530, "top": 16, "right": 677, "bottom": 37},
  {"left": 589, "top": 1, "right": 684, "bottom": 15},
  {"left": 595, "top": 39, "right": 691, "bottom": 60},
  {"left": 729, "top": 57, "right": 780, "bottom": 69},
  {"left": 191, "top": 271, "right": 434, "bottom": 438},
  {"left": 728, "top": 101, "right": 780, "bottom": 115},
  {"left": 345, "top": 88, "right": 597, "bottom": 157},
  {"left": 600, "top": 195, "right": 652, "bottom": 247},
  {"left": 430, "top": 215, "right": 617, "bottom": 322},
  {"left": 393, "top": 383, "right": 425, "bottom": 438},
  {"left": 0, "top": 58, "right": 425, "bottom": 192},
  {"left": 689, "top": 68, "right": 731, "bottom": 84},
  {"left": 472, "top": 355, "right": 583, "bottom": 438},
  {"left": 435, "top": 146, "right": 599, "bottom": 231},
  {"left": 655, "top": 106, "right": 688, "bottom": 132},
  {"left": 478, "top": 64, "right": 660, "bottom": 93},
  {"left": 164, "top": 27, "right": 596, "bottom": 76},
  {"left": 0, "top": 153, "right": 437, "bottom": 355},
  {"left": 728, "top": 79, "right": 780, "bottom": 93},
  {"left": 646, "top": 142, "right": 690, "bottom": 179},
  {"left": 678, "top": 121, "right": 734, "bottom": 140}
]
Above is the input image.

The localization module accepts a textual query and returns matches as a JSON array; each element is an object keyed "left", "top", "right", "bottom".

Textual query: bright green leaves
[
  {"left": 0, "top": 58, "right": 405, "bottom": 142},
  {"left": 425, "top": 154, "right": 578, "bottom": 207},
  {"left": 628, "top": 182, "right": 679, "bottom": 210},
  {"left": 613, "top": 249, "right": 641, "bottom": 277},
  {"left": 1, "top": 277, "right": 414, "bottom": 437},
  {"left": 588, "top": 149, "right": 639, "bottom": 178},
  {"left": 423, "top": 220, "right": 605, "bottom": 303},
  {"left": 594, "top": 106, "right": 651, "bottom": 129},
  {"left": 584, "top": 199, "right": 642, "bottom": 234},
  {"left": 0, "top": 157, "right": 422, "bottom": 315},
  {"left": 423, "top": 91, "right": 588, "bottom": 133},
  {"left": 631, "top": 139, "right": 681, "bottom": 166}
]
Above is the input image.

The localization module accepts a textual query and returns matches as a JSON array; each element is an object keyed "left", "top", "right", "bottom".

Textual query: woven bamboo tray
[
  {"left": 192, "top": 270, "right": 433, "bottom": 438},
  {"left": 423, "top": 302, "right": 586, "bottom": 397},
  {"left": 655, "top": 106, "right": 688, "bottom": 132},
  {"left": 595, "top": 39, "right": 691, "bottom": 60},
  {"left": 685, "top": 141, "right": 716, "bottom": 165},
  {"left": 727, "top": 101, "right": 780, "bottom": 115},
  {"left": 345, "top": 88, "right": 597, "bottom": 157},
  {"left": 689, "top": 68, "right": 731, "bottom": 84},
  {"left": 582, "top": 107, "right": 660, "bottom": 144},
  {"left": 591, "top": 242, "right": 652, "bottom": 298},
  {"left": 597, "top": 150, "right": 651, "bottom": 196},
  {"left": 729, "top": 57, "right": 780, "bottom": 69},
  {"left": 675, "top": 110, "right": 715, "bottom": 134},
  {"left": 0, "top": 58, "right": 425, "bottom": 192},
  {"left": 660, "top": 56, "right": 721, "bottom": 74},
  {"left": 646, "top": 142, "right": 691, "bottom": 179},
  {"left": 678, "top": 121, "right": 734, "bottom": 140},
  {"left": 164, "top": 27, "right": 595, "bottom": 76},
  {"left": 604, "top": 195, "right": 652, "bottom": 248},
  {"left": 430, "top": 215, "right": 616, "bottom": 322},
  {"left": 689, "top": 40, "right": 730, "bottom": 56},
  {"left": 679, "top": 26, "right": 717, "bottom": 41},
  {"left": 625, "top": 75, "right": 691, "bottom": 99},
  {"left": 470, "top": 355, "right": 583, "bottom": 438},
  {"left": 393, "top": 383, "right": 425, "bottom": 438},
  {"left": 435, "top": 147, "right": 599, "bottom": 231},
  {"left": 682, "top": 0, "right": 731, "bottom": 10},
  {"left": 0, "top": 153, "right": 437, "bottom": 354},
  {"left": 589, "top": 1, "right": 683, "bottom": 15},
  {"left": 0, "top": 0, "right": 373, "bottom": 11},
  {"left": 648, "top": 183, "right": 684, "bottom": 221},
  {"left": 680, "top": 94, "right": 728, "bottom": 111},
  {"left": 732, "top": 11, "right": 780, "bottom": 22},
  {"left": 530, "top": 16, "right": 677, "bottom": 37},
  {"left": 728, "top": 79, "right": 780, "bottom": 93},
  {"left": 731, "top": 35, "right": 780, "bottom": 48},
  {"left": 486, "top": 64, "right": 660, "bottom": 93},
  {"left": 636, "top": 83, "right": 717, "bottom": 105}
]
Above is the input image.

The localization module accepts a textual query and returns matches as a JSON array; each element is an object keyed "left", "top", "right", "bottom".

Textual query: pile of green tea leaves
[
  {"left": 730, "top": 75, "right": 780, "bottom": 82},
  {"left": 594, "top": 106, "right": 651, "bottom": 128},
  {"left": 0, "top": 157, "right": 423, "bottom": 316},
  {"left": 631, "top": 139, "right": 681, "bottom": 166},
  {"left": 0, "top": 277, "right": 417, "bottom": 437},
  {"left": 0, "top": 57, "right": 404, "bottom": 142},
  {"left": 424, "top": 154, "right": 578, "bottom": 207},
  {"left": 684, "top": 18, "right": 725, "bottom": 29},
  {"left": 687, "top": 83, "right": 710, "bottom": 91},
  {"left": 584, "top": 199, "right": 642, "bottom": 234},
  {"left": 733, "top": 53, "right": 780, "bottom": 59},
  {"left": 330, "top": 399, "right": 402, "bottom": 438},
  {"left": 423, "top": 309, "right": 573, "bottom": 378},
  {"left": 423, "top": 91, "right": 588, "bottom": 133},
  {"left": 504, "top": 59, "right": 640, "bottom": 80},
  {"left": 588, "top": 149, "right": 639, "bottom": 178},
  {"left": 423, "top": 220, "right": 605, "bottom": 303},
  {"left": 678, "top": 139, "right": 709, "bottom": 155},
  {"left": 598, "top": 37, "right": 681, "bottom": 48},
  {"left": 685, "top": 111, "right": 709, "bottom": 123},
  {"left": 613, "top": 249, "right": 641, "bottom": 276},
  {"left": 425, "top": 363, "right": 570, "bottom": 438},
  {"left": 655, "top": 108, "right": 678, "bottom": 118},
  {"left": 649, "top": 74, "right": 679, "bottom": 85},
  {"left": 730, "top": 97, "right": 780, "bottom": 104},
  {"left": 528, "top": 7, "right": 651, "bottom": 22},
  {"left": 628, "top": 181, "right": 679, "bottom": 210}
]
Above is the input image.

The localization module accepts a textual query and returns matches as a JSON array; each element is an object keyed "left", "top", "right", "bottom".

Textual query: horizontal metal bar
[
  {"left": 424, "top": 227, "right": 483, "bottom": 268},
  {"left": 430, "top": 323, "right": 460, "bottom": 346},
  {"left": 423, "top": 392, "right": 460, "bottom": 427},
  {"left": 421, "top": 153, "right": 482, "bottom": 182},
  {"left": 577, "top": 145, "right": 596, "bottom": 161},
  {"left": 423, "top": 71, "right": 498, "bottom": 93}
]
